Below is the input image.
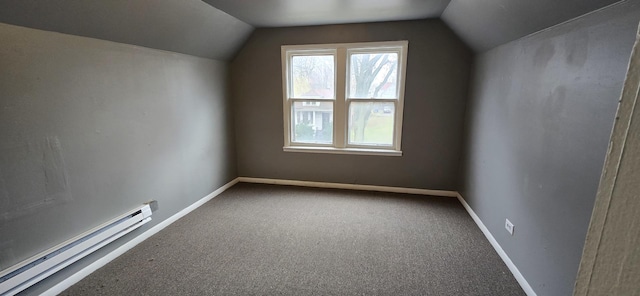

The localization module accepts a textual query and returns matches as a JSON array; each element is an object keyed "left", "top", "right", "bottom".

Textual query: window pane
[
  {"left": 349, "top": 101, "right": 394, "bottom": 146},
  {"left": 291, "top": 55, "right": 334, "bottom": 99},
  {"left": 292, "top": 101, "right": 333, "bottom": 144},
  {"left": 349, "top": 52, "right": 398, "bottom": 99}
]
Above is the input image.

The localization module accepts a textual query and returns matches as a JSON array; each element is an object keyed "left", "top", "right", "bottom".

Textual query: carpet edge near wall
[
  {"left": 41, "top": 178, "right": 241, "bottom": 296},
  {"left": 236, "top": 177, "right": 459, "bottom": 197},
  {"left": 43, "top": 177, "right": 533, "bottom": 296},
  {"left": 456, "top": 193, "right": 537, "bottom": 296}
]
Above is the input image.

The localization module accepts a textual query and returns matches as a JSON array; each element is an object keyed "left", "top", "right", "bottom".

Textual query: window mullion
[
  {"left": 282, "top": 50, "right": 292, "bottom": 147},
  {"left": 334, "top": 47, "right": 347, "bottom": 148}
]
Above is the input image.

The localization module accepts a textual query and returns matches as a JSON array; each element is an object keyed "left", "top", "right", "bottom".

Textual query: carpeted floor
[{"left": 61, "top": 183, "right": 525, "bottom": 295}]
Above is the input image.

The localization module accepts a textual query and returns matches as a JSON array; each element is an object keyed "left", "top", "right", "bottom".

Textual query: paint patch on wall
[
  {"left": 533, "top": 40, "right": 556, "bottom": 69},
  {"left": 565, "top": 31, "right": 589, "bottom": 68},
  {"left": 0, "top": 136, "right": 72, "bottom": 222}
]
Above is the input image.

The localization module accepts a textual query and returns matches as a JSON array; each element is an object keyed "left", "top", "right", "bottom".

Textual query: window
[{"left": 282, "top": 41, "right": 408, "bottom": 156}]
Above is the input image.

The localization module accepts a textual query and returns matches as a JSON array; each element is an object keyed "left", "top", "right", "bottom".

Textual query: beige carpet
[{"left": 61, "top": 183, "right": 525, "bottom": 295}]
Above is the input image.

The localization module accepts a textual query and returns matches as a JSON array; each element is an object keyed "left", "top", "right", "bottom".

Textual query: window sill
[{"left": 283, "top": 146, "right": 402, "bottom": 156}]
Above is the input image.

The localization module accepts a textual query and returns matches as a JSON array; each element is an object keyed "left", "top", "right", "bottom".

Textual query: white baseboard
[
  {"left": 41, "top": 177, "right": 535, "bottom": 296},
  {"left": 41, "top": 178, "right": 240, "bottom": 296},
  {"left": 456, "top": 193, "right": 537, "bottom": 296},
  {"left": 237, "top": 177, "right": 458, "bottom": 198},
  {"left": 240, "top": 177, "right": 534, "bottom": 295}
]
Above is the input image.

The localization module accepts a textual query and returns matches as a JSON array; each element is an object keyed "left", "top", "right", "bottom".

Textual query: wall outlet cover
[{"left": 505, "top": 219, "right": 514, "bottom": 235}]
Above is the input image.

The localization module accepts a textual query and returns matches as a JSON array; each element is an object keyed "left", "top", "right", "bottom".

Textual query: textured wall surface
[
  {"left": 574, "top": 23, "right": 640, "bottom": 296},
  {"left": 460, "top": 2, "right": 640, "bottom": 295},
  {"left": 231, "top": 19, "right": 472, "bottom": 190},
  {"left": 0, "top": 23, "right": 236, "bottom": 293}
]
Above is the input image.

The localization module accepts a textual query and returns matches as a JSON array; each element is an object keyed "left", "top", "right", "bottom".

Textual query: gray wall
[
  {"left": 0, "top": 23, "right": 236, "bottom": 293},
  {"left": 460, "top": 2, "right": 640, "bottom": 295},
  {"left": 231, "top": 19, "right": 472, "bottom": 190}
]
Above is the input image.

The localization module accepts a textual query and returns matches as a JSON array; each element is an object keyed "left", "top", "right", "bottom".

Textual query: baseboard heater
[{"left": 0, "top": 202, "right": 155, "bottom": 296}]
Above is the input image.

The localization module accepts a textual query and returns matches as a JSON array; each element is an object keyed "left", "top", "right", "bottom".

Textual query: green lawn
[{"left": 350, "top": 113, "right": 393, "bottom": 145}]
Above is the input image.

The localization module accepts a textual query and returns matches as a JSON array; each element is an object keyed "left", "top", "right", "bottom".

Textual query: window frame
[{"left": 281, "top": 41, "right": 408, "bottom": 156}]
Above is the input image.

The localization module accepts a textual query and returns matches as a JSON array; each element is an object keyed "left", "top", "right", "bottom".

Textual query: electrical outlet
[{"left": 505, "top": 219, "right": 514, "bottom": 236}]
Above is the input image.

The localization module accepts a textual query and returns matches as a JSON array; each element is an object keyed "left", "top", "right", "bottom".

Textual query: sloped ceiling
[
  {"left": 200, "top": 0, "right": 623, "bottom": 52},
  {"left": 0, "top": 0, "right": 253, "bottom": 60},
  {"left": 0, "top": 0, "right": 626, "bottom": 58},
  {"left": 201, "top": 0, "right": 451, "bottom": 27},
  {"left": 441, "top": 0, "right": 624, "bottom": 52}
]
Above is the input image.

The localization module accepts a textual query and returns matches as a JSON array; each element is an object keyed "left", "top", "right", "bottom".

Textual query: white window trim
[{"left": 281, "top": 41, "right": 408, "bottom": 156}]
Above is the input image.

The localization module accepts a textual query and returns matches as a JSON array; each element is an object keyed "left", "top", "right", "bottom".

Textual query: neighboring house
[
  {"left": 294, "top": 101, "right": 332, "bottom": 132},
  {"left": 295, "top": 84, "right": 333, "bottom": 134}
]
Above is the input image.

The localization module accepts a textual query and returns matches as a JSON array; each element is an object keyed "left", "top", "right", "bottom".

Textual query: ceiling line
[{"left": 508, "top": 0, "right": 627, "bottom": 46}]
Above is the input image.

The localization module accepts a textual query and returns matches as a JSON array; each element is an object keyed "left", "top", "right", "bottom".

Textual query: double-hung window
[{"left": 282, "top": 41, "right": 408, "bottom": 156}]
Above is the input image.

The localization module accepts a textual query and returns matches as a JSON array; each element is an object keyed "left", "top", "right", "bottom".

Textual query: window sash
[
  {"left": 289, "top": 99, "right": 334, "bottom": 146},
  {"left": 282, "top": 41, "right": 407, "bottom": 154},
  {"left": 346, "top": 99, "right": 397, "bottom": 148},
  {"left": 347, "top": 49, "right": 402, "bottom": 100},
  {"left": 285, "top": 50, "right": 336, "bottom": 100}
]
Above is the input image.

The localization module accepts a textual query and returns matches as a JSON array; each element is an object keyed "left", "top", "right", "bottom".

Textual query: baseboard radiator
[{"left": 0, "top": 203, "right": 155, "bottom": 296}]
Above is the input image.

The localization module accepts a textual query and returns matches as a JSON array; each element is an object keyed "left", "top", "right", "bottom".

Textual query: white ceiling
[
  {"left": 201, "top": 0, "right": 451, "bottom": 27},
  {"left": 442, "top": 0, "right": 624, "bottom": 52},
  {"left": 0, "top": 0, "right": 625, "bottom": 58},
  {"left": 0, "top": 0, "right": 253, "bottom": 60},
  {"left": 201, "top": 0, "right": 623, "bottom": 51}
]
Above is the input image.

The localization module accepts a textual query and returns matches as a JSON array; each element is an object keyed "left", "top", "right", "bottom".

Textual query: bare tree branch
[
  {"left": 372, "top": 61, "right": 397, "bottom": 97},
  {"left": 370, "top": 55, "right": 389, "bottom": 82}
]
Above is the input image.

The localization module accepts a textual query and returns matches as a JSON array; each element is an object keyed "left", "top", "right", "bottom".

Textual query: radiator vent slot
[{"left": 0, "top": 203, "right": 154, "bottom": 296}]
